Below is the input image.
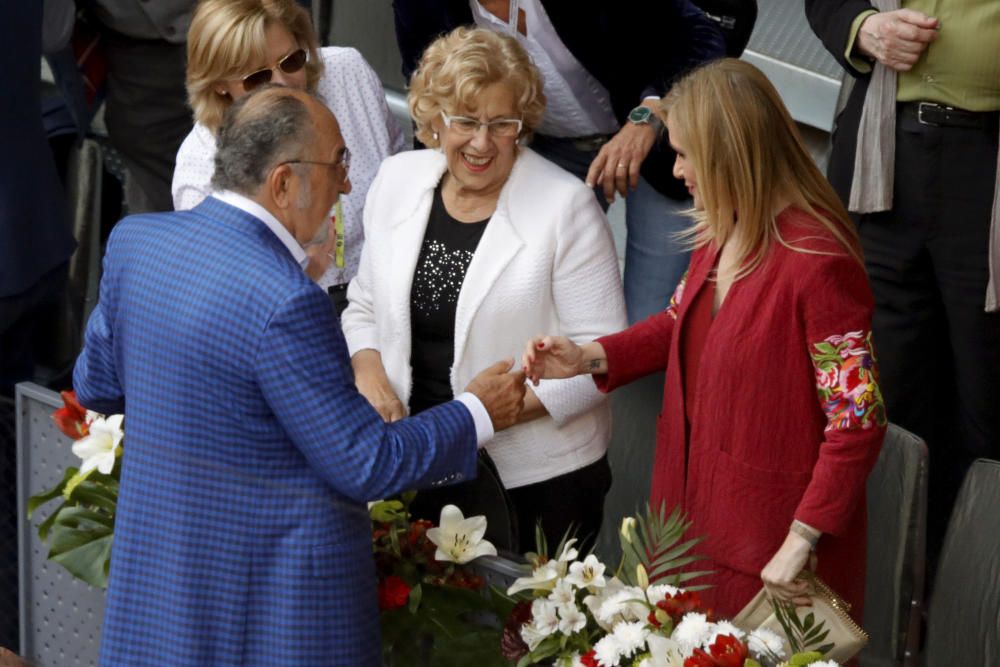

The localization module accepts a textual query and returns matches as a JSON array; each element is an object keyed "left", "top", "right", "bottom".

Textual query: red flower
[
  {"left": 706, "top": 634, "right": 748, "bottom": 667},
  {"left": 683, "top": 649, "right": 716, "bottom": 667},
  {"left": 580, "top": 649, "right": 600, "bottom": 667},
  {"left": 500, "top": 600, "right": 533, "bottom": 661},
  {"left": 656, "top": 590, "right": 709, "bottom": 625},
  {"left": 377, "top": 575, "right": 411, "bottom": 611},
  {"left": 52, "top": 390, "right": 89, "bottom": 439}
]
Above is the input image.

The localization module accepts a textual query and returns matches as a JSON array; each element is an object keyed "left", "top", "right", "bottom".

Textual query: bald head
[{"left": 211, "top": 86, "right": 340, "bottom": 197}]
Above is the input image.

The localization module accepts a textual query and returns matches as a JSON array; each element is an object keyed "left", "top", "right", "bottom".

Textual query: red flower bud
[{"left": 377, "top": 575, "right": 411, "bottom": 611}]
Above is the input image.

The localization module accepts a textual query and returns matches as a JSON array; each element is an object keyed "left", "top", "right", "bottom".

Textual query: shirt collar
[{"left": 214, "top": 190, "right": 309, "bottom": 270}]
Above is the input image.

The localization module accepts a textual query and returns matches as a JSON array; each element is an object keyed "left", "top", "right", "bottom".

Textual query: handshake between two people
[{"left": 354, "top": 335, "right": 606, "bottom": 432}]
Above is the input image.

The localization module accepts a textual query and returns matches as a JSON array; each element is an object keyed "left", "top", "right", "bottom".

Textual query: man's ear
[{"left": 268, "top": 163, "right": 295, "bottom": 210}]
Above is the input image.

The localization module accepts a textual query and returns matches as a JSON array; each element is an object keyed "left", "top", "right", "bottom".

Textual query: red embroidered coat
[{"left": 595, "top": 208, "right": 886, "bottom": 618}]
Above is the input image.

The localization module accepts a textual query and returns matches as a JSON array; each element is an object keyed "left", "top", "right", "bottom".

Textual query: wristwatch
[{"left": 628, "top": 105, "right": 663, "bottom": 131}]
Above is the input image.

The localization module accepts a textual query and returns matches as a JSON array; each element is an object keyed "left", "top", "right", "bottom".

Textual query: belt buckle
[{"left": 916, "top": 102, "right": 949, "bottom": 127}]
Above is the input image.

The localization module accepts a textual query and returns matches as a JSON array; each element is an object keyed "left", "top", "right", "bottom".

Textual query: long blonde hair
[
  {"left": 663, "top": 59, "right": 861, "bottom": 280},
  {"left": 186, "top": 0, "right": 323, "bottom": 132}
]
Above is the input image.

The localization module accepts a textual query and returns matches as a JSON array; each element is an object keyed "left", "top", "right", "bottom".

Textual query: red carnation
[
  {"left": 377, "top": 575, "right": 411, "bottom": 611},
  {"left": 500, "top": 600, "right": 533, "bottom": 661}
]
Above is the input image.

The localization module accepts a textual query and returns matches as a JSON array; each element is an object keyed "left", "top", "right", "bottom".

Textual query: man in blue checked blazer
[{"left": 74, "top": 87, "right": 526, "bottom": 666}]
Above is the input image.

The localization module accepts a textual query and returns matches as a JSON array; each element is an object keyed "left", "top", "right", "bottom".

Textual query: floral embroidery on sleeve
[
  {"left": 665, "top": 271, "right": 688, "bottom": 320},
  {"left": 810, "top": 330, "right": 887, "bottom": 431}
]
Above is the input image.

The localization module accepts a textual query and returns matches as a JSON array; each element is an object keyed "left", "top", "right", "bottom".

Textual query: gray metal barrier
[{"left": 16, "top": 382, "right": 104, "bottom": 666}]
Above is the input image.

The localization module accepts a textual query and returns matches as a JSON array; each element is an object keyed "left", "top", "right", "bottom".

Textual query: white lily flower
[
  {"left": 557, "top": 602, "right": 587, "bottom": 635},
  {"left": 507, "top": 560, "right": 560, "bottom": 595},
  {"left": 644, "top": 635, "right": 686, "bottom": 667},
  {"left": 596, "top": 586, "right": 648, "bottom": 626},
  {"left": 565, "top": 554, "right": 607, "bottom": 590},
  {"left": 72, "top": 414, "right": 123, "bottom": 475},
  {"left": 531, "top": 598, "right": 560, "bottom": 635},
  {"left": 550, "top": 577, "right": 577, "bottom": 605},
  {"left": 425, "top": 504, "right": 497, "bottom": 564},
  {"left": 520, "top": 622, "right": 549, "bottom": 651}
]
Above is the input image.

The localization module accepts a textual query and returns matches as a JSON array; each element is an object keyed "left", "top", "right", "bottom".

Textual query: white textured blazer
[{"left": 343, "top": 148, "right": 627, "bottom": 488}]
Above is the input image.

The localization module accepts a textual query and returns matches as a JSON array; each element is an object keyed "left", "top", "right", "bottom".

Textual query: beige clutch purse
[{"left": 732, "top": 573, "right": 869, "bottom": 664}]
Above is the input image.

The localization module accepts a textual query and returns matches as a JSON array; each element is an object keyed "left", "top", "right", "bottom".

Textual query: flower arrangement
[
  {"left": 27, "top": 390, "right": 121, "bottom": 588},
  {"left": 499, "top": 504, "right": 843, "bottom": 667},
  {"left": 370, "top": 496, "right": 515, "bottom": 666}
]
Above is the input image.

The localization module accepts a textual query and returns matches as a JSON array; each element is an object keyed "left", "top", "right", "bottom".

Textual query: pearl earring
[{"left": 432, "top": 131, "right": 439, "bottom": 141}]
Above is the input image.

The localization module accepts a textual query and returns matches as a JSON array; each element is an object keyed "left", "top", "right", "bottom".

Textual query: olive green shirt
[{"left": 844, "top": 0, "right": 1000, "bottom": 111}]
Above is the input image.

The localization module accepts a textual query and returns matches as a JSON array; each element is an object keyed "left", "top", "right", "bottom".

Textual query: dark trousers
[
  {"left": 507, "top": 455, "right": 612, "bottom": 555},
  {"left": 859, "top": 105, "right": 1000, "bottom": 569},
  {"left": 104, "top": 33, "right": 191, "bottom": 214}
]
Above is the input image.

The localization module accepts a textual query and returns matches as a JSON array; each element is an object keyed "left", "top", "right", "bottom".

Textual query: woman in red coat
[{"left": 522, "top": 59, "right": 886, "bottom": 621}]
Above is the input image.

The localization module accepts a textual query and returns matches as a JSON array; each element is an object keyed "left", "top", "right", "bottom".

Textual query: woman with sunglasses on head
[
  {"left": 172, "top": 0, "right": 404, "bottom": 308},
  {"left": 523, "top": 59, "right": 887, "bottom": 624},
  {"left": 342, "top": 27, "right": 626, "bottom": 551}
]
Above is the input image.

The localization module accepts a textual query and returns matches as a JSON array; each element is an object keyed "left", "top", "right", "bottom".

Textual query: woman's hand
[
  {"left": 351, "top": 349, "right": 406, "bottom": 422},
  {"left": 522, "top": 336, "right": 607, "bottom": 386},
  {"left": 304, "top": 221, "right": 337, "bottom": 282},
  {"left": 761, "top": 530, "right": 815, "bottom": 606}
]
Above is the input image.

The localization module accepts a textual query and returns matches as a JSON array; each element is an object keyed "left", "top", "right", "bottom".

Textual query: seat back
[
  {"left": 861, "top": 424, "right": 928, "bottom": 667},
  {"left": 923, "top": 458, "right": 1000, "bottom": 666}
]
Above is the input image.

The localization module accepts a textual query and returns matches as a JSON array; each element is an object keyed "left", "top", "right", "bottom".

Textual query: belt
[
  {"left": 900, "top": 102, "right": 999, "bottom": 131},
  {"left": 535, "top": 132, "right": 614, "bottom": 152}
]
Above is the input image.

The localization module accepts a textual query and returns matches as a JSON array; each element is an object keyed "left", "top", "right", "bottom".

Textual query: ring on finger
[{"left": 617, "top": 162, "right": 627, "bottom": 170}]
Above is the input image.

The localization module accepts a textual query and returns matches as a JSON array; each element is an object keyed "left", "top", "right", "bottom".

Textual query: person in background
[
  {"left": 805, "top": 0, "right": 1000, "bottom": 572},
  {"left": 86, "top": 0, "right": 196, "bottom": 213},
  {"left": 75, "top": 85, "right": 526, "bottom": 666},
  {"left": 173, "top": 0, "right": 405, "bottom": 313},
  {"left": 392, "top": 0, "right": 725, "bottom": 323},
  {"left": 0, "top": 3, "right": 78, "bottom": 653},
  {"left": 343, "top": 28, "right": 627, "bottom": 551},
  {"left": 523, "top": 59, "right": 885, "bottom": 621}
]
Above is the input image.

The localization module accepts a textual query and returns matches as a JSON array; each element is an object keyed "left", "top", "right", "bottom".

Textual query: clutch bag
[{"left": 732, "top": 573, "right": 869, "bottom": 663}]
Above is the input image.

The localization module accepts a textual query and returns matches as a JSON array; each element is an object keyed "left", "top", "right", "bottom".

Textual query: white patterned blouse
[{"left": 171, "top": 46, "right": 406, "bottom": 289}]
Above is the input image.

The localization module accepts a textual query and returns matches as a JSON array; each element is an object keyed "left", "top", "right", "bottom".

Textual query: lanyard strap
[{"left": 333, "top": 198, "right": 345, "bottom": 268}]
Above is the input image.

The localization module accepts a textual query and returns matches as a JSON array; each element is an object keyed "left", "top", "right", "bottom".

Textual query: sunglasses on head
[{"left": 241, "top": 48, "right": 308, "bottom": 92}]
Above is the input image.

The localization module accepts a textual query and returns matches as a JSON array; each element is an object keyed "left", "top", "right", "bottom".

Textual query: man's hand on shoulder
[
  {"left": 857, "top": 9, "right": 939, "bottom": 72},
  {"left": 465, "top": 358, "right": 527, "bottom": 431}
]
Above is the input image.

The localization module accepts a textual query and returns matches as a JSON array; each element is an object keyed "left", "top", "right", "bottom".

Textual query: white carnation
[
  {"left": 747, "top": 627, "right": 787, "bottom": 659},
  {"left": 705, "top": 620, "right": 745, "bottom": 647},
  {"left": 672, "top": 613, "right": 713, "bottom": 654},
  {"left": 612, "top": 621, "right": 650, "bottom": 659},
  {"left": 593, "top": 633, "right": 623, "bottom": 667},
  {"left": 644, "top": 583, "right": 680, "bottom": 605}
]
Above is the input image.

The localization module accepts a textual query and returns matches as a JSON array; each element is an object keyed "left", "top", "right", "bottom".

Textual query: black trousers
[
  {"left": 859, "top": 105, "right": 1000, "bottom": 568},
  {"left": 104, "top": 32, "right": 192, "bottom": 214}
]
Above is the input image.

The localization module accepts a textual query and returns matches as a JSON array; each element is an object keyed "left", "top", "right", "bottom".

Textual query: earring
[{"left": 432, "top": 131, "right": 439, "bottom": 141}]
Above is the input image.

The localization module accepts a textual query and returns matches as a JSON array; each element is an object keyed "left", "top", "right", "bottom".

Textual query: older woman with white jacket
[{"left": 342, "top": 27, "right": 626, "bottom": 550}]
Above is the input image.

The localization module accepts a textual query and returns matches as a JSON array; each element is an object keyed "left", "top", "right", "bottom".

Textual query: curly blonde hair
[
  {"left": 408, "top": 27, "right": 545, "bottom": 148},
  {"left": 186, "top": 0, "right": 323, "bottom": 132}
]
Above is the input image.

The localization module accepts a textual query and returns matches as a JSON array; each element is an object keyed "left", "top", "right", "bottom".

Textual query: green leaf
[
  {"left": 370, "top": 500, "right": 407, "bottom": 523},
  {"left": 408, "top": 582, "right": 423, "bottom": 613},
  {"left": 803, "top": 612, "right": 815, "bottom": 631},
  {"left": 49, "top": 532, "right": 112, "bottom": 589},
  {"left": 27, "top": 466, "right": 79, "bottom": 518},
  {"left": 36, "top": 500, "right": 67, "bottom": 541}
]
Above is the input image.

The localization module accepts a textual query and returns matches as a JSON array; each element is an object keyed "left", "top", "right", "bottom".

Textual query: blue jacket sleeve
[{"left": 254, "top": 284, "right": 479, "bottom": 502}]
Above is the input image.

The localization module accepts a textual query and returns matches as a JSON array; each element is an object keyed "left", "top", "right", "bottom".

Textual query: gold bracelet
[{"left": 790, "top": 520, "right": 820, "bottom": 550}]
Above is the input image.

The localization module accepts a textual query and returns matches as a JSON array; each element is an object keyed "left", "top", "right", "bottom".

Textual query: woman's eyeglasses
[
  {"left": 440, "top": 111, "right": 523, "bottom": 138},
  {"left": 241, "top": 48, "right": 308, "bottom": 92}
]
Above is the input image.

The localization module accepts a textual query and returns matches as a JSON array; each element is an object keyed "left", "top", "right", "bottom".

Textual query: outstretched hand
[
  {"left": 521, "top": 335, "right": 588, "bottom": 386},
  {"left": 465, "top": 358, "right": 527, "bottom": 431}
]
